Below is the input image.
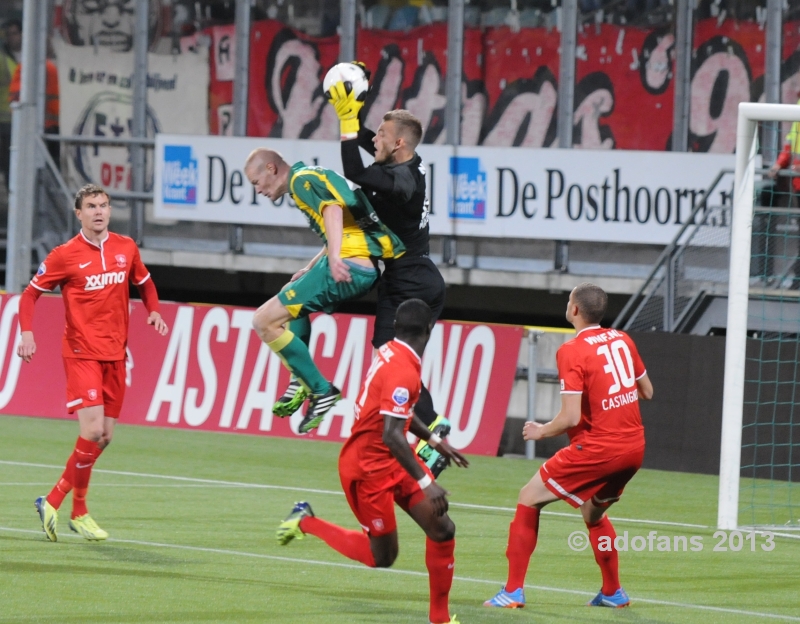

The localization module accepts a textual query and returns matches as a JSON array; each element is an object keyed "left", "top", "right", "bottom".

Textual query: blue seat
[
  {"left": 464, "top": 6, "right": 481, "bottom": 26},
  {"left": 388, "top": 6, "right": 419, "bottom": 30},
  {"left": 481, "top": 7, "right": 511, "bottom": 27},
  {"left": 365, "top": 4, "right": 391, "bottom": 29},
  {"left": 518, "top": 8, "right": 543, "bottom": 27}
]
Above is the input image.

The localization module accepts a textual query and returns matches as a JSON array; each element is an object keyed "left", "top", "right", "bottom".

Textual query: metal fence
[{"left": 614, "top": 169, "right": 734, "bottom": 333}]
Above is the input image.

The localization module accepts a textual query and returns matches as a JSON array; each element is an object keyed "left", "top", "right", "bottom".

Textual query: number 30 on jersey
[{"left": 597, "top": 340, "right": 636, "bottom": 395}]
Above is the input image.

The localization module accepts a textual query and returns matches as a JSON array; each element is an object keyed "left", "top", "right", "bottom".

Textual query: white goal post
[{"left": 718, "top": 102, "right": 800, "bottom": 530}]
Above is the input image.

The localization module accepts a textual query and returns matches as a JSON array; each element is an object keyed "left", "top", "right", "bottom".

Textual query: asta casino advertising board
[
  {"left": 154, "top": 134, "right": 734, "bottom": 245},
  {"left": 0, "top": 295, "right": 521, "bottom": 456}
]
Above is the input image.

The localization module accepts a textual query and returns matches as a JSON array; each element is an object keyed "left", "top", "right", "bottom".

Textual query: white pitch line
[
  {"left": 451, "top": 501, "right": 711, "bottom": 528},
  {"left": 0, "top": 482, "right": 67, "bottom": 486},
  {"left": 1, "top": 525, "right": 798, "bottom": 622},
  {"left": 0, "top": 460, "right": 345, "bottom": 496},
  {"left": 3, "top": 460, "right": 798, "bottom": 537},
  {"left": 0, "top": 483, "right": 255, "bottom": 488}
]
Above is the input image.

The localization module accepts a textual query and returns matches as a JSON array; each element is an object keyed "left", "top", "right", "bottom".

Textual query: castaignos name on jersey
[{"left": 602, "top": 388, "right": 638, "bottom": 411}]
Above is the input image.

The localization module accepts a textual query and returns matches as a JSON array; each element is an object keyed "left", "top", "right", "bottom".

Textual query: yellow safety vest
[
  {"left": 0, "top": 53, "right": 17, "bottom": 124},
  {"left": 785, "top": 99, "right": 800, "bottom": 155}
]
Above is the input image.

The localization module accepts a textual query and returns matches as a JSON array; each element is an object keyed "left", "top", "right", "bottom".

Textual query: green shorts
[{"left": 278, "top": 256, "right": 378, "bottom": 318}]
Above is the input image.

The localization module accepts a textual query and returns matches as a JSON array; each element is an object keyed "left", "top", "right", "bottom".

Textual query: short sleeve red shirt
[
  {"left": 557, "top": 326, "right": 647, "bottom": 455},
  {"left": 340, "top": 339, "right": 422, "bottom": 478},
  {"left": 29, "top": 231, "right": 151, "bottom": 361}
]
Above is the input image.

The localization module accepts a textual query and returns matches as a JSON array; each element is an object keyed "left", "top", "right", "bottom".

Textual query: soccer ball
[{"left": 323, "top": 62, "right": 370, "bottom": 103}]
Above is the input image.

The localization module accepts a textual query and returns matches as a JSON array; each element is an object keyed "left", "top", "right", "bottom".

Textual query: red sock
[
  {"left": 426, "top": 537, "right": 455, "bottom": 624},
  {"left": 70, "top": 437, "right": 100, "bottom": 519},
  {"left": 46, "top": 476, "right": 72, "bottom": 509},
  {"left": 300, "top": 516, "right": 376, "bottom": 567},
  {"left": 587, "top": 515, "right": 620, "bottom": 595},
  {"left": 46, "top": 448, "right": 77, "bottom": 510},
  {"left": 505, "top": 504, "right": 540, "bottom": 592}
]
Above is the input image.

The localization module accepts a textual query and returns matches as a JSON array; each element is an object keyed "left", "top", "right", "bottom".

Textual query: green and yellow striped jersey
[{"left": 289, "top": 162, "right": 406, "bottom": 260}]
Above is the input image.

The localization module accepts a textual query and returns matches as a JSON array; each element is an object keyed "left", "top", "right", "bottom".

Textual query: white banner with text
[{"left": 154, "top": 134, "right": 734, "bottom": 245}]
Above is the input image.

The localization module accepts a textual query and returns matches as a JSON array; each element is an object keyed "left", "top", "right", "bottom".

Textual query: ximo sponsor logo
[{"left": 85, "top": 271, "right": 126, "bottom": 291}]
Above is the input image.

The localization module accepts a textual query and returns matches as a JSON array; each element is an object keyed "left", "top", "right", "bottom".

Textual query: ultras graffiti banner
[{"left": 206, "top": 18, "right": 800, "bottom": 152}]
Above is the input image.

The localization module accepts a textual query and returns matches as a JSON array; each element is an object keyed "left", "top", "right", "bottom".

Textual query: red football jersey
[
  {"left": 557, "top": 326, "right": 647, "bottom": 454},
  {"left": 340, "top": 339, "right": 422, "bottom": 478},
  {"left": 29, "top": 231, "right": 152, "bottom": 361}
]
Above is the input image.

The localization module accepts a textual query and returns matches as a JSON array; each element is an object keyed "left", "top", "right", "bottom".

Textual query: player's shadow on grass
[
  {"left": 0, "top": 559, "right": 273, "bottom": 587},
  {"left": 88, "top": 543, "right": 186, "bottom": 566},
  {"left": 0, "top": 609, "right": 299, "bottom": 623},
  {"left": 0, "top": 559, "right": 425, "bottom": 604},
  {"left": 452, "top": 603, "right": 672, "bottom": 623}
]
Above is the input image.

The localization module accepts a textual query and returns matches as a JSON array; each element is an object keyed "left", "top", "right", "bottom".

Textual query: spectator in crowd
[
  {"left": 9, "top": 42, "right": 60, "bottom": 166},
  {"left": 696, "top": 0, "right": 762, "bottom": 21},
  {"left": 0, "top": 19, "right": 21, "bottom": 188},
  {"left": 766, "top": 91, "right": 800, "bottom": 209},
  {"left": 765, "top": 90, "right": 800, "bottom": 288},
  {"left": 3, "top": 19, "right": 21, "bottom": 63}
]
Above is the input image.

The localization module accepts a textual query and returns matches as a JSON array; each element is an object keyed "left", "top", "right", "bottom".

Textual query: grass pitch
[{"left": 0, "top": 414, "right": 798, "bottom": 624}]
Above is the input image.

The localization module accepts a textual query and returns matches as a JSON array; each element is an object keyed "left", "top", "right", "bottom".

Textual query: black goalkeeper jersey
[{"left": 340, "top": 128, "right": 430, "bottom": 258}]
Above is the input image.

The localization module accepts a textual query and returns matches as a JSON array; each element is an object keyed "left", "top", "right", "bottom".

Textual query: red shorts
[
  {"left": 540, "top": 444, "right": 645, "bottom": 509},
  {"left": 63, "top": 358, "right": 126, "bottom": 417},
  {"left": 338, "top": 452, "right": 433, "bottom": 537}
]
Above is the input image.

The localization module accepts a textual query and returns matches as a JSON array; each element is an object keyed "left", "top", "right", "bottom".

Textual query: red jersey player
[
  {"left": 485, "top": 282, "right": 653, "bottom": 610},
  {"left": 17, "top": 184, "right": 168, "bottom": 543},
  {"left": 275, "top": 299, "right": 468, "bottom": 624}
]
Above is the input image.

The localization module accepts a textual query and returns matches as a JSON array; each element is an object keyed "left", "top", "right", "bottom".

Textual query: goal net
[{"left": 719, "top": 103, "right": 800, "bottom": 532}]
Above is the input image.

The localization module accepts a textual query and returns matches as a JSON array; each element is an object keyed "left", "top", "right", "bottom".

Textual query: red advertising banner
[
  {"left": 0, "top": 294, "right": 522, "bottom": 456},
  {"left": 209, "top": 17, "right": 800, "bottom": 152}
]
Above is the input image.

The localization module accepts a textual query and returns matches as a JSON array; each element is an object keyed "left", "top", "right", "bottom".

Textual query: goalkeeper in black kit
[{"left": 326, "top": 66, "right": 451, "bottom": 476}]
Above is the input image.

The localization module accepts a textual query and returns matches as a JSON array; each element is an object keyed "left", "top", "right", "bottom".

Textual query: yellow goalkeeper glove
[{"left": 327, "top": 80, "right": 364, "bottom": 136}]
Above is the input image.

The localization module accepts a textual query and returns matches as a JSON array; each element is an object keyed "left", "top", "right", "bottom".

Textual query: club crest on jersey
[
  {"left": 36, "top": 263, "right": 46, "bottom": 276},
  {"left": 372, "top": 518, "right": 385, "bottom": 531},
  {"left": 115, "top": 254, "right": 127, "bottom": 268},
  {"left": 87, "top": 389, "right": 98, "bottom": 401},
  {"left": 392, "top": 387, "right": 409, "bottom": 406}
]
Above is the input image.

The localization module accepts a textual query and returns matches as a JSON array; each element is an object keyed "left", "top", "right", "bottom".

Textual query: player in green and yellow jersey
[{"left": 244, "top": 148, "right": 405, "bottom": 433}]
